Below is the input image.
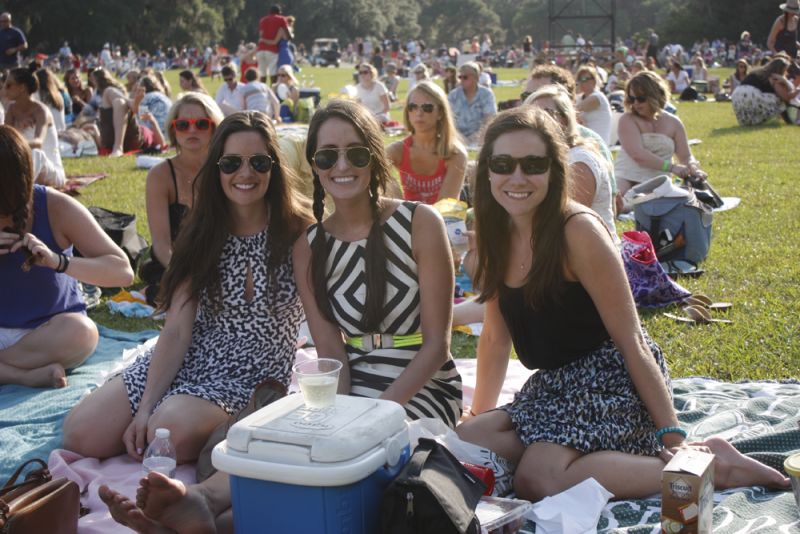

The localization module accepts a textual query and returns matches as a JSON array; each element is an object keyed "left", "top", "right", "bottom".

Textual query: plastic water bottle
[{"left": 142, "top": 428, "right": 177, "bottom": 478}]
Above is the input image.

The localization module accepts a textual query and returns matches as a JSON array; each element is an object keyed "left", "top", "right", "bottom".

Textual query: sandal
[
  {"left": 685, "top": 293, "right": 733, "bottom": 312},
  {"left": 664, "top": 305, "right": 733, "bottom": 325}
]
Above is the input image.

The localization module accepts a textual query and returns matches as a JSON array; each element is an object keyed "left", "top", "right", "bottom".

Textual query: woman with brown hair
[
  {"left": 732, "top": 55, "right": 800, "bottom": 125},
  {"left": 178, "top": 70, "right": 208, "bottom": 95},
  {"left": 456, "top": 107, "right": 789, "bottom": 501},
  {"left": 64, "top": 111, "right": 312, "bottom": 466},
  {"left": 0, "top": 125, "right": 133, "bottom": 388},
  {"left": 90, "top": 67, "right": 139, "bottom": 157},
  {"left": 63, "top": 68, "right": 93, "bottom": 117},
  {"left": 295, "top": 99, "right": 463, "bottom": 425},
  {"left": 767, "top": 0, "right": 799, "bottom": 58},
  {"left": 387, "top": 81, "right": 467, "bottom": 204}
]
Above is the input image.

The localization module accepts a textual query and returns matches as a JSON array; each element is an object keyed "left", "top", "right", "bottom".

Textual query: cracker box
[{"left": 661, "top": 449, "right": 714, "bottom": 533}]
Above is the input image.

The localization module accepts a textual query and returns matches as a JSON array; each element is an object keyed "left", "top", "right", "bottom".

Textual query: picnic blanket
[
  {"left": 0, "top": 327, "right": 157, "bottom": 482},
  {"left": 2, "top": 330, "right": 799, "bottom": 532},
  {"left": 59, "top": 173, "right": 108, "bottom": 195}
]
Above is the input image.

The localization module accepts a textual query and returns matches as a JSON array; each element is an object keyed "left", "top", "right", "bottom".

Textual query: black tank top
[
  {"left": 166, "top": 159, "right": 189, "bottom": 242},
  {"left": 775, "top": 16, "right": 799, "bottom": 59},
  {"left": 497, "top": 211, "right": 611, "bottom": 370}
]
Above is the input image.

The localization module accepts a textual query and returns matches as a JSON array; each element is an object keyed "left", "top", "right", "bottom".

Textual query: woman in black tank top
[
  {"left": 141, "top": 93, "right": 224, "bottom": 305},
  {"left": 456, "top": 107, "right": 789, "bottom": 501}
]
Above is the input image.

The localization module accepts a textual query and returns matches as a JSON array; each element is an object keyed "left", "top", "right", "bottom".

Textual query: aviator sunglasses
[
  {"left": 407, "top": 102, "right": 435, "bottom": 113},
  {"left": 488, "top": 155, "right": 551, "bottom": 175},
  {"left": 217, "top": 154, "right": 273, "bottom": 174},
  {"left": 172, "top": 118, "right": 212, "bottom": 132},
  {"left": 313, "top": 146, "right": 372, "bottom": 170}
]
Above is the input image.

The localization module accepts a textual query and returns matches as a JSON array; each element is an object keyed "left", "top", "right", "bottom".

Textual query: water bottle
[{"left": 142, "top": 427, "right": 177, "bottom": 478}]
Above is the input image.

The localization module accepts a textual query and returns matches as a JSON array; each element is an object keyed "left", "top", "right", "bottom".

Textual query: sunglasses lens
[
  {"left": 251, "top": 155, "right": 272, "bottom": 173},
  {"left": 313, "top": 149, "right": 338, "bottom": 170},
  {"left": 407, "top": 103, "right": 418, "bottom": 112},
  {"left": 196, "top": 119, "right": 211, "bottom": 130},
  {"left": 520, "top": 91, "right": 531, "bottom": 101},
  {"left": 174, "top": 119, "right": 190, "bottom": 131},
  {"left": 519, "top": 156, "right": 550, "bottom": 174},
  {"left": 218, "top": 156, "right": 243, "bottom": 174},
  {"left": 346, "top": 147, "right": 371, "bottom": 168},
  {"left": 488, "top": 156, "right": 515, "bottom": 175},
  {"left": 421, "top": 104, "right": 434, "bottom": 113}
]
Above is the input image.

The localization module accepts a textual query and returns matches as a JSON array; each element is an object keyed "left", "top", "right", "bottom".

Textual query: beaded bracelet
[
  {"left": 655, "top": 426, "right": 687, "bottom": 444},
  {"left": 662, "top": 159, "right": 671, "bottom": 172}
]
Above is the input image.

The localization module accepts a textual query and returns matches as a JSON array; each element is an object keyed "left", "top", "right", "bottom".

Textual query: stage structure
[{"left": 549, "top": 0, "right": 616, "bottom": 52}]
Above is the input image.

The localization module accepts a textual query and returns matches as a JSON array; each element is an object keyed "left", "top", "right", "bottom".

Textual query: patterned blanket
[{"left": 522, "top": 378, "right": 800, "bottom": 533}]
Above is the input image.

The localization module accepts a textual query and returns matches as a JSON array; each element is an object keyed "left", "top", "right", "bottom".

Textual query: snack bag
[{"left": 433, "top": 198, "right": 469, "bottom": 256}]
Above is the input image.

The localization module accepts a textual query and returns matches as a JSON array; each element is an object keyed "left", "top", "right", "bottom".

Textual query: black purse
[
  {"left": 381, "top": 438, "right": 485, "bottom": 534},
  {"left": 684, "top": 175, "right": 724, "bottom": 209}
]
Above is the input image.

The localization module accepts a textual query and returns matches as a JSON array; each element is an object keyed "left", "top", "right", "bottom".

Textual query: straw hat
[{"left": 780, "top": 0, "right": 799, "bottom": 14}]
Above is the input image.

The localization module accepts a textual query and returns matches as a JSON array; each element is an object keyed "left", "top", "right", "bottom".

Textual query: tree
[{"left": 418, "top": 0, "right": 504, "bottom": 47}]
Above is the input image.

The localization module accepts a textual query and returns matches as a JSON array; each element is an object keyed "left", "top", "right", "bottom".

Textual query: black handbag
[
  {"left": 381, "top": 438, "right": 485, "bottom": 534},
  {"left": 86, "top": 206, "right": 149, "bottom": 270},
  {"left": 683, "top": 175, "right": 724, "bottom": 209}
]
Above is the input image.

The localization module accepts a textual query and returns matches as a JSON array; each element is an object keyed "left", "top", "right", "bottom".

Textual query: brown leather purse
[{"left": 0, "top": 458, "right": 80, "bottom": 534}]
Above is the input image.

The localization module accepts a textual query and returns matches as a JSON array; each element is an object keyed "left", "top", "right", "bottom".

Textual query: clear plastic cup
[{"left": 293, "top": 358, "right": 342, "bottom": 409}]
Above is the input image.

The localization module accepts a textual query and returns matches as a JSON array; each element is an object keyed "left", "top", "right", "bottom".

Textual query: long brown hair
[
  {"left": 304, "top": 100, "right": 390, "bottom": 332},
  {"left": 157, "top": 111, "right": 312, "bottom": 313},
  {"left": 34, "top": 68, "right": 65, "bottom": 112},
  {"left": 473, "top": 107, "right": 570, "bottom": 308},
  {"left": 0, "top": 125, "right": 34, "bottom": 236}
]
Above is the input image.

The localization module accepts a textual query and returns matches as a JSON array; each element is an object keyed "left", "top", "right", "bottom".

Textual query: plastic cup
[
  {"left": 784, "top": 453, "right": 800, "bottom": 510},
  {"left": 293, "top": 358, "right": 342, "bottom": 409}
]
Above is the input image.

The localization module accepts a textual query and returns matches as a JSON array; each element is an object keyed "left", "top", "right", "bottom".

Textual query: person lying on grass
[
  {"left": 455, "top": 106, "right": 789, "bottom": 502},
  {"left": 0, "top": 125, "right": 133, "bottom": 388},
  {"left": 63, "top": 111, "right": 312, "bottom": 468}
]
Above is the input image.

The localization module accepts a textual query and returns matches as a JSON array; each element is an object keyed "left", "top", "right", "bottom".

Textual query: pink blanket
[{"left": 49, "top": 353, "right": 531, "bottom": 533}]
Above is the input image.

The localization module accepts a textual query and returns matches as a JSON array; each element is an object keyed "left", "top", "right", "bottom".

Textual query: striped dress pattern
[{"left": 307, "top": 201, "right": 463, "bottom": 427}]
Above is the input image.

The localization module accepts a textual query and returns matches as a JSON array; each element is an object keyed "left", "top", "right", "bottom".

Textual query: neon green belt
[{"left": 346, "top": 333, "right": 423, "bottom": 351}]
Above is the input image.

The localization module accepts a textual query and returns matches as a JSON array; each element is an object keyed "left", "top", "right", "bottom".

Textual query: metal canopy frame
[{"left": 549, "top": 0, "right": 616, "bottom": 51}]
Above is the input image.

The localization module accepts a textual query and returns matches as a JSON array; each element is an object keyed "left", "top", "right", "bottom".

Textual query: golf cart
[{"left": 311, "top": 38, "right": 340, "bottom": 67}]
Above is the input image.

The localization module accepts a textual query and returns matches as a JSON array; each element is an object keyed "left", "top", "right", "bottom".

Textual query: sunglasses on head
[
  {"left": 488, "top": 155, "right": 551, "bottom": 175},
  {"left": 172, "top": 118, "right": 212, "bottom": 132},
  {"left": 313, "top": 146, "right": 371, "bottom": 170},
  {"left": 217, "top": 154, "right": 273, "bottom": 174},
  {"left": 627, "top": 95, "right": 648, "bottom": 103},
  {"left": 520, "top": 91, "right": 532, "bottom": 101},
  {"left": 407, "top": 102, "right": 435, "bottom": 113}
]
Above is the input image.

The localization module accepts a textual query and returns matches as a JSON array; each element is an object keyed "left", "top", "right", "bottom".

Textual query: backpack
[
  {"left": 381, "top": 438, "right": 485, "bottom": 534},
  {"left": 86, "top": 207, "right": 149, "bottom": 271}
]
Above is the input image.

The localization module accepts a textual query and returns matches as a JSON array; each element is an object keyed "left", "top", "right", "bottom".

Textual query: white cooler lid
[{"left": 225, "top": 394, "right": 407, "bottom": 464}]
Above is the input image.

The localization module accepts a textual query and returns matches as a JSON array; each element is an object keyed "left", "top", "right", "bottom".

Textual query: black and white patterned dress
[
  {"left": 307, "top": 202, "right": 463, "bottom": 428},
  {"left": 123, "top": 228, "right": 303, "bottom": 416}
]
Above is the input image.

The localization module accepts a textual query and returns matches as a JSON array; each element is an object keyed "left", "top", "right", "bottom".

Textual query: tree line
[{"left": 1, "top": 0, "right": 779, "bottom": 54}]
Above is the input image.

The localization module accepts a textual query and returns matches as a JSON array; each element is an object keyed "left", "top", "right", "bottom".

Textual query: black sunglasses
[
  {"left": 217, "top": 154, "right": 273, "bottom": 174},
  {"left": 313, "top": 147, "right": 372, "bottom": 170},
  {"left": 172, "top": 118, "right": 212, "bottom": 132},
  {"left": 488, "top": 155, "right": 551, "bottom": 175},
  {"left": 627, "top": 95, "right": 648, "bottom": 104},
  {"left": 520, "top": 91, "right": 532, "bottom": 101},
  {"left": 407, "top": 102, "right": 435, "bottom": 113},
  {"left": 359, "top": 70, "right": 371, "bottom": 75},
  {"left": 458, "top": 74, "right": 470, "bottom": 80}
]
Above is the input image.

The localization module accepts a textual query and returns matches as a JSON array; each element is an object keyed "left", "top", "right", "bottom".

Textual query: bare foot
[
  {"left": 137, "top": 472, "right": 216, "bottom": 534},
  {"left": 19, "top": 363, "right": 67, "bottom": 388},
  {"left": 704, "top": 437, "right": 790, "bottom": 489},
  {"left": 99, "top": 485, "right": 173, "bottom": 533}
]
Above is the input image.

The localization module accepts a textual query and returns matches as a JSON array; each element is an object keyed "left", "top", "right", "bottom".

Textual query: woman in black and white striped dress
[{"left": 293, "top": 99, "right": 463, "bottom": 427}]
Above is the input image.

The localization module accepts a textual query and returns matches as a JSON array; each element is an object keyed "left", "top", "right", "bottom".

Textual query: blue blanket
[{"left": 0, "top": 326, "right": 157, "bottom": 481}]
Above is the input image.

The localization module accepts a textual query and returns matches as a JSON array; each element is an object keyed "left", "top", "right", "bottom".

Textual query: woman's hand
[
  {"left": 122, "top": 411, "right": 151, "bottom": 460},
  {"left": 671, "top": 163, "right": 690, "bottom": 179},
  {"left": 7, "top": 232, "right": 60, "bottom": 269}
]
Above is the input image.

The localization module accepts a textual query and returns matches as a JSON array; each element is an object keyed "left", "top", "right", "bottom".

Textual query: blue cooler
[{"left": 212, "top": 394, "right": 409, "bottom": 534}]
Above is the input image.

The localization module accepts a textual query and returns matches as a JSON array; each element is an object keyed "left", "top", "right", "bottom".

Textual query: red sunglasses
[{"left": 172, "top": 118, "right": 212, "bottom": 132}]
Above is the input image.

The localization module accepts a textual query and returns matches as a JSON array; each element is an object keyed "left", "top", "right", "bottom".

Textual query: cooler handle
[{"left": 376, "top": 445, "right": 410, "bottom": 483}]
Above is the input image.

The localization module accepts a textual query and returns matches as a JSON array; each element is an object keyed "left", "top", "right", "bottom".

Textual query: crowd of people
[{"left": 1, "top": 3, "right": 799, "bottom": 532}]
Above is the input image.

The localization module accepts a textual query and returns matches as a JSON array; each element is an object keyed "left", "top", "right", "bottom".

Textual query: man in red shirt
[{"left": 257, "top": 5, "right": 291, "bottom": 83}]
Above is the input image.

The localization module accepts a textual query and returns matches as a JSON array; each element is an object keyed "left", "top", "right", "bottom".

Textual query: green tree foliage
[{"left": 418, "top": 0, "right": 504, "bottom": 46}]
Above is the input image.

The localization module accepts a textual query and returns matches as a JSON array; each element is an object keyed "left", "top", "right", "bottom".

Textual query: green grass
[{"left": 73, "top": 66, "right": 800, "bottom": 381}]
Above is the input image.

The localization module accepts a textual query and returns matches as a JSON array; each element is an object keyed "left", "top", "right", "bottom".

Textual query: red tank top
[{"left": 398, "top": 136, "right": 448, "bottom": 204}]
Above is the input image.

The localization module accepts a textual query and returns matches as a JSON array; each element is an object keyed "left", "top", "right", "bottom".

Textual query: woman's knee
[
  {"left": 512, "top": 460, "right": 560, "bottom": 502},
  {"left": 147, "top": 403, "right": 227, "bottom": 462},
  {"left": 51, "top": 313, "right": 99, "bottom": 367},
  {"left": 63, "top": 378, "right": 129, "bottom": 456}
]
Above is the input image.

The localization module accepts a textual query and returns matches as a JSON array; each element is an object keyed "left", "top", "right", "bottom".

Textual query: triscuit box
[{"left": 661, "top": 449, "right": 714, "bottom": 533}]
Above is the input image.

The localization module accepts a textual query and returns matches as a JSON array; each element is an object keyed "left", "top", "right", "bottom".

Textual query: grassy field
[{"left": 71, "top": 66, "right": 799, "bottom": 381}]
